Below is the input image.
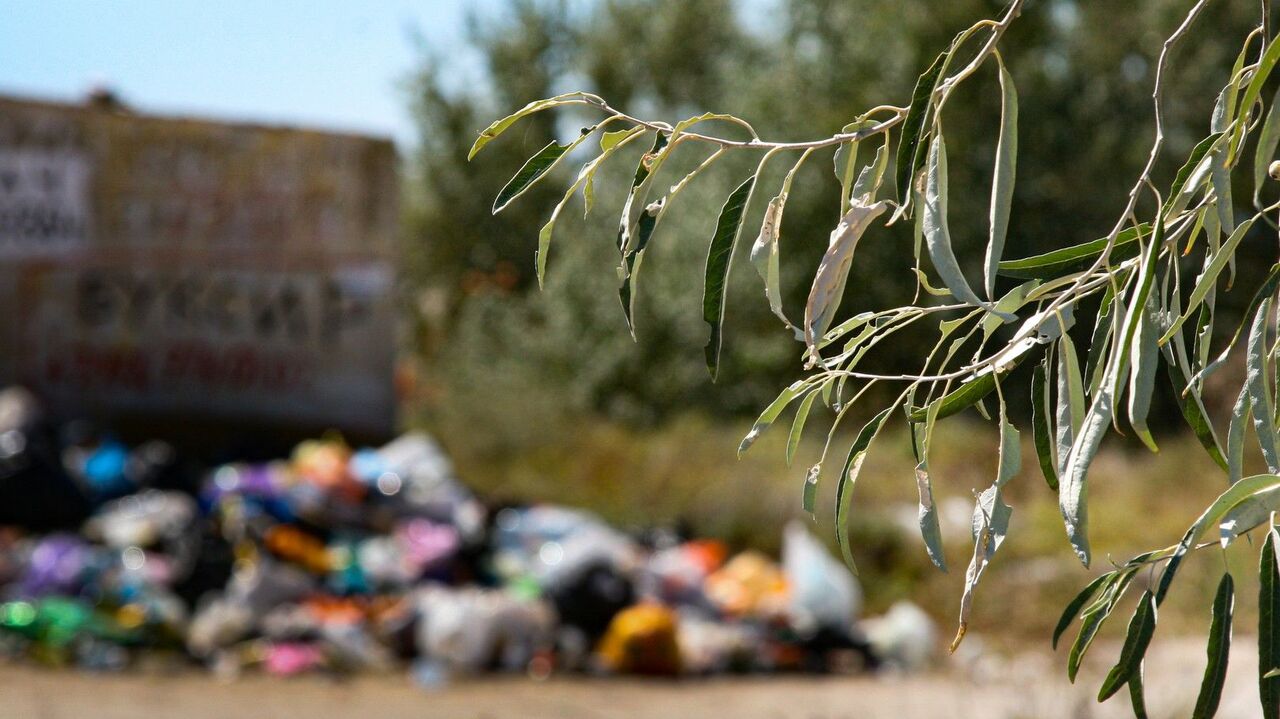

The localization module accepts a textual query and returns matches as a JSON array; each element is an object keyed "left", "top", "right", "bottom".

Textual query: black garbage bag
[
  {"left": 545, "top": 560, "right": 634, "bottom": 642},
  {"left": 0, "top": 388, "right": 92, "bottom": 530}
]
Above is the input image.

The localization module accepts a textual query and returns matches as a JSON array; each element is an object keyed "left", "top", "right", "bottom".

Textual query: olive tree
[{"left": 470, "top": 0, "right": 1280, "bottom": 713}]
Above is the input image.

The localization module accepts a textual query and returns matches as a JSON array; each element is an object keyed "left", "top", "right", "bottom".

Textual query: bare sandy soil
[{"left": 0, "top": 638, "right": 1265, "bottom": 719}]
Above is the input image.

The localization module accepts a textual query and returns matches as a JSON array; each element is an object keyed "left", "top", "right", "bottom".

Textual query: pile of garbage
[{"left": 0, "top": 387, "right": 935, "bottom": 683}]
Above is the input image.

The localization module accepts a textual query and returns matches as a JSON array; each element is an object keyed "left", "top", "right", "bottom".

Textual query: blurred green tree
[{"left": 403, "top": 0, "right": 1257, "bottom": 455}]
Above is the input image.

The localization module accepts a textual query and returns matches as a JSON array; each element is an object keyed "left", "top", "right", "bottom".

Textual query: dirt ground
[{"left": 0, "top": 638, "right": 1264, "bottom": 719}]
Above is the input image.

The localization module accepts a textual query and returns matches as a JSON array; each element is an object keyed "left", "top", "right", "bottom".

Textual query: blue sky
[{"left": 0, "top": 0, "right": 502, "bottom": 149}]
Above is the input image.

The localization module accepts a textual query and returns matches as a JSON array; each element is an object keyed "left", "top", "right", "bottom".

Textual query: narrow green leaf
[
  {"left": 1231, "top": 36, "right": 1280, "bottom": 161},
  {"left": 1260, "top": 529, "right": 1280, "bottom": 717},
  {"left": 909, "top": 371, "right": 995, "bottom": 422},
  {"left": 1060, "top": 378, "right": 1114, "bottom": 567},
  {"left": 1129, "top": 662, "right": 1149, "bottom": 719},
  {"left": 1111, "top": 220, "right": 1163, "bottom": 401},
  {"left": 739, "top": 380, "right": 806, "bottom": 456},
  {"left": 852, "top": 140, "right": 890, "bottom": 203},
  {"left": 802, "top": 463, "right": 820, "bottom": 517},
  {"left": 617, "top": 132, "right": 670, "bottom": 253},
  {"left": 493, "top": 139, "right": 571, "bottom": 214},
  {"left": 537, "top": 126, "right": 646, "bottom": 286},
  {"left": 1054, "top": 573, "right": 1111, "bottom": 650},
  {"left": 1246, "top": 297, "right": 1280, "bottom": 472},
  {"left": 1085, "top": 288, "right": 1117, "bottom": 397},
  {"left": 997, "top": 224, "right": 1150, "bottom": 279},
  {"left": 1057, "top": 334, "right": 1086, "bottom": 474},
  {"left": 615, "top": 133, "right": 672, "bottom": 331},
  {"left": 1220, "top": 485, "right": 1280, "bottom": 545},
  {"left": 703, "top": 175, "right": 758, "bottom": 379},
  {"left": 1128, "top": 306, "right": 1160, "bottom": 452},
  {"left": 895, "top": 50, "right": 949, "bottom": 206},
  {"left": 752, "top": 150, "right": 813, "bottom": 334},
  {"left": 786, "top": 390, "right": 818, "bottom": 467},
  {"left": 912, "top": 402, "right": 947, "bottom": 572},
  {"left": 1255, "top": 87, "right": 1280, "bottom": 207},
  {"left": 1097, "top": 590, "right": 1158, "bottom": 702},
  {"left": 583, "top": 128, "right": 645, "bottom": 217},
  {"left": 1157, "top": 474, "right": 1280, "bottom": 603},
  {"left": 1069, "top": 570, "right": 1136, "bottom": 682},
  {"left": 834, "top": 405, "right": 897, "bottom": 572},
  {"left": 1229, "top": 386, "right": 1252, "bottom": 485},
  {"left": 1032, "top": 358, "right": 1059, "bottom": 491},
  {"left": 1161, "top": 218, "right": 1257, "bottom": 345},
  {"left": 922, "top": 135, "right": 1011, "bottom": 317},
  {"left": 1165, "top": 355, "right": 1228, "bottom": 471},
  {"left": 834, "top": 120, "right": 872, "bottom": 214},
  {"left": 1192, "top": 263, "right": 1280, "bottom": 388},
  {"left": 1166, "top": 132, "right": 1226, "bottom": 214},
  {"left": 468, "top": 91, "right": 592, "bottom": 160},
  {"left": 1191, "top": 573, "right": 1233, "bottom": 719},
  {"left": 984, "top": 55, "right": 1018, "bottom": 300}
]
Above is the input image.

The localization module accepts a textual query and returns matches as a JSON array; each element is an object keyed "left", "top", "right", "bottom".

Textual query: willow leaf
[
  {"left": 786, "top": 390, "right": 818, "bottom": 467},
  {"left": 1191, "top": 573, "right": 1234, "bottom": 719},
  {"left": 985, "top": 55, "right": 1018, "bottom": 300},
  {"left": 1229, "top": 387, "right": 1252, "bottom": 485},
  {"left": 952, "top": 410, "right": 1018, "bottom": 651},
  {"left": 913, "top": 402, "right": 947, "bottom": 572},
  {"left": 1128, "top": 307, "right": 1160, "bottom": 452},
  {"left": 1246, "top": 297, "right": 1280, "bottom": 472},
  {"left": 1232, "top": 36, "right": 1280, "bottom": 162},
  {"left": 1061, "top": 377, "right": 1113, "bottom": 567},
  {"left": 752, "top": 151, "right": 812, "bottom": 334},
  {"left": 1097, "top": 590, "right": 1158, "bottom": 702},
  {"left": 582, "top": 127, "right": 646, "bottom": 218},
  {"left": 739, "top": 380, "right": 806, "bottom": 456},
  {"left": 1057, "top": 334, "right": 1086, "bottom": 474},
  {"left": 1256, "top": 87, "right": 1280, "bottom": 207},
  {"left": 803, "top": 200, "right": 889, "bottom": 348},
  {"left": 1166, "top": 132, "right": 1226, "bottom": 216},
  {"left": 895, "top": 50, "right": 949, "bottom": 207},
  {"left": 909, "top": 372, "right": 995, "bottom": 422},
  {"left": 1220, "top": 485, "right": 1280, "bottom": 546},
  {"left": 922, "top": 135, "right": 1010, "bottom": 317},
  {"left": 998, "top": 224, "right": 1150, "bottom": 279},
  {"left": 1069, "top": 570, "right": 1136, "bottom": 682},
  {"left": 493, "top": 138, "right": 573, "bottom": 214},
  {"left": 1165, "top": 356, "right": 1228, "bottom": 472},
  {"left": 1032, "top": 358, "right": 1059, "bottom": 491},
  {"left": 1161, "top": 218, "right": 1257, "bottom": 345},
  {"left": 468, "top": 91, "right": 593, "bottom": 160},
  {"left": 834, "top": 405, "right": 897, "bottom": 573},
  {"left": 1193, "top": 262, "right": 1280, "bottom": 387},
  {"left": 1085, "top": 288, "right": 1117, "bottom": 397},
  {"left": 1157, "top": 474, "right": 1280, "bottom": 603},
  {"left": 703, "top": 175, "right": 759, "bottom": 379},
  {"left": 1054, "top": 573, "right": 1111, "bottom": 650},
  {"left": 802, "top": 463, "right": 820, "bottom": 517},
  {"left": 1262, "top": 529, "right": 1280, "bottom": 717},
  {"left": 537, "top": 127, "right": 646, "bottom": 286},
  {"left": 1129, "top": 663, "right": 1149, "bottom": 719}
]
